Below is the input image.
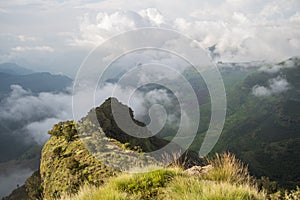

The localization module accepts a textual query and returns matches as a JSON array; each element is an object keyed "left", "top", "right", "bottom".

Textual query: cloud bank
[
  {"left": 71, "top": 1, "right": 300, "bottom": 63},
  {"left": 0, "top": 85, "right": 72, "bottom": 145},
  {"left": 252, "top": 76, "right": 290, "bottom": 97},
  {"left": 259, "top": 58, "right": 297, "bottom": 73},
  {"left": 0, "top": 0, "right": 299, "bottom": 75}
]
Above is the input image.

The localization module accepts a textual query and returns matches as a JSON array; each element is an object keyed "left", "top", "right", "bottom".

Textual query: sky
[{"left": 0, "top": 0, "right": 299, "bottom": 77}]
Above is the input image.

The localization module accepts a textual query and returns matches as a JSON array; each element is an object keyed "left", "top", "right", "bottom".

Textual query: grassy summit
[{"left": 58, "top": 153, "right": 265, "bottom": 200}]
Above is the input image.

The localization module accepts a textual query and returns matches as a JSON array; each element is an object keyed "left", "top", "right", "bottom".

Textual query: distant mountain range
[
  {"left": 0, "top": 63, "right": 34, "bottom": 75},
  {"left": 0, "top": 63, "right": 72, "bottom": 96}
]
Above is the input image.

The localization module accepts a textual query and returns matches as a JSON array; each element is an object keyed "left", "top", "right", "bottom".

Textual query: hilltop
[{"left": 4, "top": 97, "right": 201, "bottom": 199}]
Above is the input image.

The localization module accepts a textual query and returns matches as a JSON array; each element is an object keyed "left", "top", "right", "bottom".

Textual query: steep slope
[
  {"left": 86, "top": 97, "right": 202, "bottom": 167},
  {"left": 213, "top": 57, "right": 300, "bottom": 188},
  {"left": 93, "top": 97, "right": 169, "bottom": 151},
  {"left": 40, "top": 121, "right": 116, "bottom": 199}
]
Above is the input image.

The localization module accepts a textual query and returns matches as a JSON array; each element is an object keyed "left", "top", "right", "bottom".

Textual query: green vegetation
[
  {"left": 171, "top": 58, "right": 300, "bottom": 190},
  {"left": 57, "top": 152, "right": 300, "bottom": 200},
  {"left": 207, "top": 58, "right": 300, "bottom": 189},
  {"left": 59, "top": 152, "right": 266, "bottom": 200},
  {"left": 41, "top": 120, "right": 116, "bottom": 199},
  {"left": 114, "top": 168, "right": 177, "bottom": 198},
  {"left": 24, "top": 170, "right": 43, "bottom": 200},
  {"left": 165, "top": 177, "right": 264, "bottom": 200}
]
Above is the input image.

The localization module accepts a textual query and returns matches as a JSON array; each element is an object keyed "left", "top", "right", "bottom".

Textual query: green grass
[
  {"left": 165, "top": 177, "right": 265, "bottom": 200},
  {"left": 114, "top": 168, "right": 178, "bottom": 198},
  {"left": 59, "top": 153, "right": 266, "bottom": 200},
  {"left": 60, "top": 168, "right": 181, "bottom": 200},
  {"left": 60, "top": 168, "right": 265, "bottom": 200}
]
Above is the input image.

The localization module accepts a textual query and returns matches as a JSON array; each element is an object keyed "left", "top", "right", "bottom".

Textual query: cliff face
[{"left": 88, "top": 97, "right": 202, "bottom": 167}]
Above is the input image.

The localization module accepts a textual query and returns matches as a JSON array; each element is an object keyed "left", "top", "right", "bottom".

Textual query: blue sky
[{"left": 0, "top": 0, "right": 299, "bottom": 77}]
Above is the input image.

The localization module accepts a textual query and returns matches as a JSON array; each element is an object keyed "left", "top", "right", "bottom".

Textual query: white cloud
[
  {"left": 25, "top": 118, "right": 61, "bottom": 144},
  {"left": 0, "top": 0, "right": 300, "bottom": 75},
  {"left": 252, "top": 85, "right": 272, "bottom": 97},
  {"left": 71, "top": 10, "right": 152, "bottom": 47},
  {"left": 69, "top": 0, "right": 300, "bottom": 62},
  {"left": 0, "top": 85, "right": 72, "bottom": 144},
  {"left": 259, "top": 58, "right": 297, "bottom": 73},
  {"left": 252, "top": 76, "right": 290, "bottom": 97},
  {"left": 290, "top": 12, "right": 300, "bottom": 22},
  {"left": 11, "top": 46, "right": 54, "bottom": 52},
  {"left": 138, "top": 8, "right": 165, "bottom": 26},
  {"left": 269, "top": 78, "right": 290, "bottom": 93},
  {"left": 17, "top": 35, "right": 37, "bottom": 42}
]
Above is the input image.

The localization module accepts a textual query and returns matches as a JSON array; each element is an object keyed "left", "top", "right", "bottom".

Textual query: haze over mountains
[
  {"left": 0, "top": 63, "right": 34, "bottom": 75},
  {"left": 0, "top": 63, "right": 72, "bottom": 96},
  {"left": 0, "top": 63, "right": 72, "bottom": 197}
]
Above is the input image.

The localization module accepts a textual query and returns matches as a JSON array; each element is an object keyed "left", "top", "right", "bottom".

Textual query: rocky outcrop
[{"left": 184, "top": 165, "right": 212, "bottom": 176}]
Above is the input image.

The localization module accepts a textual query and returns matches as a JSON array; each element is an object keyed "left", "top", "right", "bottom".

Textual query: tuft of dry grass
[
  {"left": 204, "top": 152, "right": 254, "bottom": 185},
  {"left": 284, "top": 187, "right": 300, "bottom": 200},
  {"left": 58, "top": 184, "right": 127, "bottom": 200},
  {"left": 161, "top": 150, "right": 188, "bottom": 169},
  {"left": 164, "top": 176, "right": 266, "bottom": 200}
]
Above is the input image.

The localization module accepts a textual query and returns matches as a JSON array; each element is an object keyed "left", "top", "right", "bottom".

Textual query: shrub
[
  {"left": 62, "top": 121, "right": 78, "bottom": 142},
  {"left": 48, "top": 121, "right": 78, "bottom": 142},
  {"left": 48, "top": 122, "right": 64, "bottom": 137}
]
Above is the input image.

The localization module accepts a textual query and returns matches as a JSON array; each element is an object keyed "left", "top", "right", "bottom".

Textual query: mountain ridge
[
  {"left": 0, "top": 63, "right": 33, "bottom": 75},
  {"left": 5, "top": 97, "right": 202, "bottom": 199}
]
